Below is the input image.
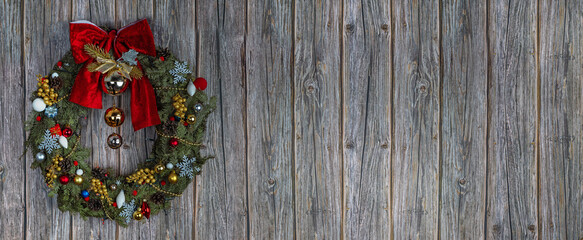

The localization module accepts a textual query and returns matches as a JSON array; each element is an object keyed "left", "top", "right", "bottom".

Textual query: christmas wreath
[{"left": 24, "top": 19, "right": 216, "bottom": 226}]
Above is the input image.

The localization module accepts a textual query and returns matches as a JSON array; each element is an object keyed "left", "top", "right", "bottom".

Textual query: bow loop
[{"left": 68, "top": 19, "right": 161, "bottom": 131}]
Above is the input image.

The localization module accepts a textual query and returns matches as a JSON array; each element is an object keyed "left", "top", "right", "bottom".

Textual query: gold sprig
[
  {"left": 44, "top": 155, "right": 64, "bottom": 188},
  {"left": 84, "top": 44, "right": 143, "bottom": 80},
  {"left": 126, "top": 168, "right": 156, "bottom": 185},
  {"left": 148, "top": 183, "right": 182, "bottom": 197},
  {"left": 89, "top": 178, "right": 113, "bottom": 204}
]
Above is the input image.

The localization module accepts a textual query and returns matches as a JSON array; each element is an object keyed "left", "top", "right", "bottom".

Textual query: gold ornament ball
[
  {"left": 186, "top": 114, "right": 196, "bottom": 124},
  {"left": 104, "top": 107, "right": 125, "bottom": 127},
  {"left": 155, "top": 164, "right": 165, "bottom": 172},
  {"left": 74, "top": 175, "right": 84, "bottom": 185},
  {"left": 133, "top": 210, "right": 143, "bottom": 220},
  {"left": 167, "top": 171, "right": 178, "bottom": 184}
]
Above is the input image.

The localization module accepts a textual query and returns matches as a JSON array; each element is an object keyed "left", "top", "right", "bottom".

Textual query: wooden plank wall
[{"left": 1, "top": 0, "right": 582, "bottom": 239}]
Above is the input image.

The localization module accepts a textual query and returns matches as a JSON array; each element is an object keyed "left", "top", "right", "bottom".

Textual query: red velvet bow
[{"left": 69, "top": 19, "right": 161, "bottom": 131}]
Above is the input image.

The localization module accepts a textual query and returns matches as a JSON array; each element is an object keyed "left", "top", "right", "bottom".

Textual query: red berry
[
  {"left": 133, "top": 190, "right": 137, "bottom": 196},
  {"left": 57, "top": 61, "right": 63, "bottom": 68},
  {"left": 112, "top": 202, "right": 117, "bottom": 207},
  {"left": 161, "top": 180, "right": 166, "bottom": 186},
  {"left": 183, "top": 122, "right": 188, "bottom": 126},
  {"left": 169, "top": 116, "right": 175, "bottom": 121},
  {"left": 194, "top": 77, "right": 207, "bottom": 90},
  {"left": 36, "top": 116, "right": 42, "bottom": 121},
  {"left": 73, "top": 161, "right": 78, "bottom": 166},
  {"left": 84, "top": 197, "right": 90, "bottom": 202},
  {"left": 169, "top": 138, "right": 179, "bottom": 147},
  {"left": 160, "top": 56, "right": 165, "bottom": 61}
]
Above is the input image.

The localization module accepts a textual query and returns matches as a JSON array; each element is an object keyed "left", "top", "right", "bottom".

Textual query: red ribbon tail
[
  {"left": 130, "top": 75, "right": 161, "bottom": 131},
  {"left": 69, "top": 64, "right": 103, "bottom": 109}
]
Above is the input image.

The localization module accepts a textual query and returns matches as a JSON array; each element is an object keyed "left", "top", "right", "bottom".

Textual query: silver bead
[
  {"left": 76, "top": 169, "right": 84, "bottom": 176},
  {"left": 110, "top": 184, "right": 118, "bottom": 191},
  {"left": 35, "top": 152, "right": 46, "bottom": 161},
  {"left": 194, "top": 103, "right": 203, "bottom": 113},
  {"left": 166, "top": 163, "right": 174, "bottom": 170}
]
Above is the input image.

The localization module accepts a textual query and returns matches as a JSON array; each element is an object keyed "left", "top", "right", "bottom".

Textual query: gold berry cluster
[
  {"left": 89, "top": 178, "right": 112, "bottom": 203},
  {"left": 126, "top": 168, "right": 156, "bottom": 185},
  {"left": 36, "top": 75, "right": 58, "bottom": 106},
  {"left": 172, "top": 94, "right": 187, "bottom": 120},
  {"left": 45, "top": 155, "right": 64, "bottom": 187}
]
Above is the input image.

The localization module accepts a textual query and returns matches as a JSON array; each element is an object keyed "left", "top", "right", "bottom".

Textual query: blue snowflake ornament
[
  {"left": 119, "top": 199, "right": 136, "bottom": 223},
  {"left": 169, "top": 61, "right": 192, "bottom": 84},
  {"left": 177, "top": 155, "right": 197, "bottom": 179},
  {"left": 38, "top": 129, "right": 61, "bottom": 154},
  {"left": 44, "top": 106, "right": 58, "bottom": 118}
]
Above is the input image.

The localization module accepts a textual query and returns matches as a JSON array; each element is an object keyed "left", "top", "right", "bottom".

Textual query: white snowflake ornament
[
  {"left": 177, "top": 155, "right": 197, "bottom": 179},
  {"left": 38, "top": 130, "right": 61, "bottom": 154},
  {"left": 169, "top": 61, "right": 192, "bottom": 84}
]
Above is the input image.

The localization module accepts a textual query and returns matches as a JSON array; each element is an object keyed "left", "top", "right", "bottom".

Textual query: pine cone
[
  {"left": 88, "top": 199, "right": 102, "bottom": 211},
  {"left": 92, "top": 168, "right": 107, "bottom": 180},
  {"left": 151, "top": 192, "right": 166, "bottom": 205},
  {"left": 58, "top": 159, "right": 72, "bottom": 172},
  {"left": 161, "top": 121, "right": 177, "bottom": 136},
  {"left": 49, "top": 76, "right": 63, "bottom": 90},
  {"left": 157, "top": 48, "right": 171, "bottom": 58}
]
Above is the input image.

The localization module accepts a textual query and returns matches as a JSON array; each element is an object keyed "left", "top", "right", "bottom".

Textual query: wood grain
[
  {"left": 24, "top": 0, "right": 73, "bottom": 239},
  {"left": 486, "top": 0, "right": 539, "bottom": 239},
  {"left": 195, "top": 0, "right": 249, "bottom": 239},
  {"left": 440, "top": 0, "right": 488, "bottom": 239},
  {"left": 246, "top": 0, "right": 295, "bottom": 239},
  {"left": 391, "top": 0, "right": 440, "bottom": 239},
  {"left": 342, "top": 0, "right": 391, "bottom": 239},
  {"left": 539, "top": 0, "right": 583, "bottom": 239},
  {"left": 0, "top": 0, "right": 24, "bottom": 239},
  {"left": 294, "top": 0, "right": 342, "bottom": 239}
]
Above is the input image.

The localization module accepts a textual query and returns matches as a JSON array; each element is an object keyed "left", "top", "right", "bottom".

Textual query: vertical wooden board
[
  {"left": 341, "top": 0, "right": 391, "bottom": 239},
  {"left": 439, "top": 0, "right": 487, "bottom": 239},
  {"left": 539, "top": 0, "right": 583, "bottom": 239},
  {"left": 151, "top": 1, "right": 197, "bottom": 239},
  {"left": 195, "top": 0, "right": 249, "bottom": 239},
  {"left": 70, "top": 1, "right": 119, "bottom": 239},
  {"left": 115, "top": 1, "right": 158, "bottom": 239},
  {"left": 486, "top": 0, "right": 538, "bottom": 239},
  {"left": 294, "top": 0, "right": 342, "bottom": 239},
  {"left": 24, "top": 0, "right": 73, "bottom": 239},
  {"left": 0, "top": 0, "right": 25, "bottom": 239},
  {"left": 246, "top": 0, "right": 295, "bottom": 239},
  {"left": 391, "top": 0, "right": 440, "bottom": 239}
]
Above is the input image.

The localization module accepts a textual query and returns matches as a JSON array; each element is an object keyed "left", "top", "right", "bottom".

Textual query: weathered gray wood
[
  {"left": 440, "top": 0, "right": 488, "bottom": 239},
  {"left": 195, "top": 0, "right": 249, "bottom": 239},
  {"left": 246, "top": 0, "right": 295, "bottom": 239},
  {"left": 24, "top": 0, "right": 73, "bottom": 239},
  {"left": 150, "top": 1, "right": 197, "bottom": 239},
  {"left": 539, "top": 1, "right": 583, "bottom": 239},
  {"left": 294, "top": 0, "right": 342, "bottom": 239},
  {"left": 69, "top": 1, "right": 118, "bottom": 239},
  {"left": 486, "top": 0, "right": 539, "bottom": 239},
  {"left": 391, "top": 0, "right": 440, "bottom": 239},
  {"left": 342, "top": 0, "right": 391, "bottom": 239},
  {"left": 0, "top": 0, "right": 25, "bottom": 239}
]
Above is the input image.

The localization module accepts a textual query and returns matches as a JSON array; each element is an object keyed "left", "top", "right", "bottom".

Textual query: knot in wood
[
  {"left": 268, "top": 178, "right": 276, "bottom": 185},
  {"left": 458, "top": 178, "right": 466, "bottom": 185},
  {"left": 345, "top": 140, "right": 354, "bottom": 149},
  {"left": 345, "top": 24, "right": 355, "bottom": 33},
  {"left": 416, "top": 79, "right": 430, "bottom": 97},
  {"left": 528, "top": 224, "right": 536, "bottom": 231},
  {"left": 304, "top": 79, "right": 317, "bottom": 93},
  {"left": 381, "top": 24, "right": 389, "bottom": 32}
]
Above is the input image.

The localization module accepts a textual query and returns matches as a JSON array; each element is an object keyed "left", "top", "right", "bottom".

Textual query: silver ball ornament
[
  {"left": 76, "top": 169, "right": 84, "bottom": 176},
  {"left": 194, "top": 103, "right": 203, "bottom": 113},
  {"left": 35, "top": 152, "right": 46, "bottom": 161}
]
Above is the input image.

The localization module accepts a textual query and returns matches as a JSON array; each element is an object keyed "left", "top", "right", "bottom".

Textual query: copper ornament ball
[
  {"left": 107, "top": 133, "right": 123, "bottom": 149},
  {"left": 104, "top": 107, "right": 125, "bottom": 127}
]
